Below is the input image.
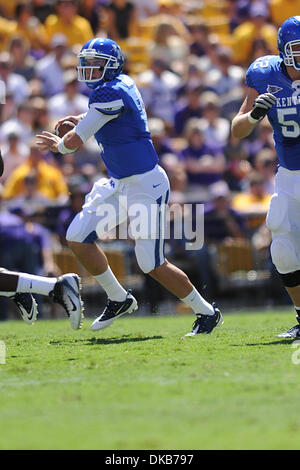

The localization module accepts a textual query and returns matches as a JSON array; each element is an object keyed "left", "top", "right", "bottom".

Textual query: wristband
[
  {"left": 57, "top": 137, "right": 74, "bottom": 154},
  {"left": 247, "top": 112, "right": 260, "bottom": 124}
]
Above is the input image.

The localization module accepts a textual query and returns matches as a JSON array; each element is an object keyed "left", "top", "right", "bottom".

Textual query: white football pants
[
  {"left": 66, "top": 164, "right": 170, "bottom": 273},
  {"left": 267, "top": 166, "right": 300, "bottom": 274}
]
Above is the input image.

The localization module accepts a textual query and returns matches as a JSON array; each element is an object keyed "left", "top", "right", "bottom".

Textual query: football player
[
  {"left": 0, "top": 148, "right": 83, "bottom": 329},
  {"left": 232, "top": 16, "right": 300, "bottom": 338},
  {"left": 36, "top": 38, "right": 223, "bottom": 336},
  {"left": 0, "top": 267, "right": 83, "bottom": 329}
]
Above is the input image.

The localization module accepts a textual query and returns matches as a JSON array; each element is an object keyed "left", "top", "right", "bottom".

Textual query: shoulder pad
[
  {"left": 246, "top": 55, "right": 281, "bottom": 90},
  {"left": 89, "top": 84, "right": 124, "bottom": 115}
]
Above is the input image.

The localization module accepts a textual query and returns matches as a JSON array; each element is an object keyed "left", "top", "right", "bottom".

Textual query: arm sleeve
[{"left": 74, "top": 107, "right": 120, "bottom": 143}]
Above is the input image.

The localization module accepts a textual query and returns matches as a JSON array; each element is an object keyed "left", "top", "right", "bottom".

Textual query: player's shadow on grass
[
  {"left": 232, "top": 339, "right": 295, "bottom": 346},
  {"left": 84, "top": 335, "right": 163, "bottom": 345},
  {"left": 49, "top": 335, "right": 163, "bottom": 346}
]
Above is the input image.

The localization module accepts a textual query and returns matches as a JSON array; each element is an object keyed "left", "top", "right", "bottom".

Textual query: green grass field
[{"left": 0, "top": 311, "right": 300, "bottom": 450}]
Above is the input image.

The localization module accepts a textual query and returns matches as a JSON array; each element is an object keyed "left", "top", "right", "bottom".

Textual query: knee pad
[
  {"left": 278, "top": 269, "right": 300, "bottom": 288},
  {"left": 66, "top": 210, "right": 100, "bottom": 244},
  {"left": 135, "top": 239, "right": 158, "bottom": 273},
  {"left": 66, "top": 213, "right": 86, "bottom": 243},
  {"left": 270, "top": 235, "right": 300, "bottom": 274}
]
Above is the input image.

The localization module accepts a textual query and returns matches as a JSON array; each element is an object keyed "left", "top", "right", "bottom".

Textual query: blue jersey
[
  {"left": 246, "top": 55, "right": 300, "bottom": 171},
  {"left": 88, "top": 74, "right": 158, "bottom": 179}
]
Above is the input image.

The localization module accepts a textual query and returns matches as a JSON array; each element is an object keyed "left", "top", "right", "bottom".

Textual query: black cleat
[
  {"left": 13, "top": 293, "right": 38, "bottom": 325},
  {"left": 91, "top": 290, "right": 138, "bottom": 331},
  {"left": 277, "top": 315, "right": 300, "bottom": 338},
  {"left": 185, "top": 303, "right": 223, "bottom": 336}
]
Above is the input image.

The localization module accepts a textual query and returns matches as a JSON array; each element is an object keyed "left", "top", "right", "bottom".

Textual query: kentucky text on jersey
[
  {"left": 89, "top": 73, "right": 159, "bottom": 179},
  {"left": 246, "top": 55, "right": 300, "bottom": 170},
  {"left": 276, "top": 96, "right": 300, "bottom": 107}
]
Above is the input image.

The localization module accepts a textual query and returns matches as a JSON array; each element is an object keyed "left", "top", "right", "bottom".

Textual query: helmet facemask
[
  {"left": 284, "top": 40, "right": 300, "bottom": 70},
  {"left": 77, "top": 49, "right": 119, "bottom": 85}
]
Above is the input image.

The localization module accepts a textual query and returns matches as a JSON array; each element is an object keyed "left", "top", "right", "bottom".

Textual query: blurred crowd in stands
[{"left": 0, "top": 0, "right": 295, "bottom": 317}]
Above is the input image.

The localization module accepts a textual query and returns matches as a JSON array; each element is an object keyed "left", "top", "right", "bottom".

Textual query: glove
[{"left": 249, "top": 93, "right": 276, "bottom": 122}]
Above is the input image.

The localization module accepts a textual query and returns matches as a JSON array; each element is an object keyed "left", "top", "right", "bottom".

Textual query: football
[{"left": 55, "top": 120, "right": 76, "bottom": 138}]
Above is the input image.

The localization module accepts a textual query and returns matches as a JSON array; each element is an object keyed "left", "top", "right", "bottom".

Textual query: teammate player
[
  {"left": 232, "top": 16, "right": 300, "bottom": 338},
  {"left": 0, "top": 268, "right": 83, "bottom": 329},
  {"left": 36, "top": 38, "right": 222, "bottom": 336},
  {"left": 0, "top": 150, "right": 83, "bottom": 329}
]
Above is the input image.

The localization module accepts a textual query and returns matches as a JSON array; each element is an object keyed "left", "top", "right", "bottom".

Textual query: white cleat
[
  {"left": 13, "top": 293, "right": 38, "bottom": 325},
  {"left": 50, "top": 273, "right": 84, "bottom": 329},
  {"left": 277, "top": 326, "right": 300, "bottom": 338},
  {"left": 91, "top": 290, "right": 138, "bottom": 331}
]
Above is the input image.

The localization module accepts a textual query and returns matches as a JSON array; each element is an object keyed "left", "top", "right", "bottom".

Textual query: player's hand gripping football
[
  {"left": 36, "top": 131, "right": 60, "bottom": 153},
  {"left": 54, "top": 115, "right": 82, "bottom": 133},
  {"left": 250, "top": 92, "right": 277, "bottom": 121}
]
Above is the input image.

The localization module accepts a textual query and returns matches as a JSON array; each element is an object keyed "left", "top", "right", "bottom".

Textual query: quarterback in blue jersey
[
  {"left": 232, "top": 16, "right": 300, "bottom": 338},
  {"left": 36, "top": 38, "right": 222, "bottom": 336}
]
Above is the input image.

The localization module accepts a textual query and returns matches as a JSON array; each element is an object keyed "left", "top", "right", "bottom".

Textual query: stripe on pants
[{"left": 155, "top": 190, "right": 168, "bottom": 268}]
